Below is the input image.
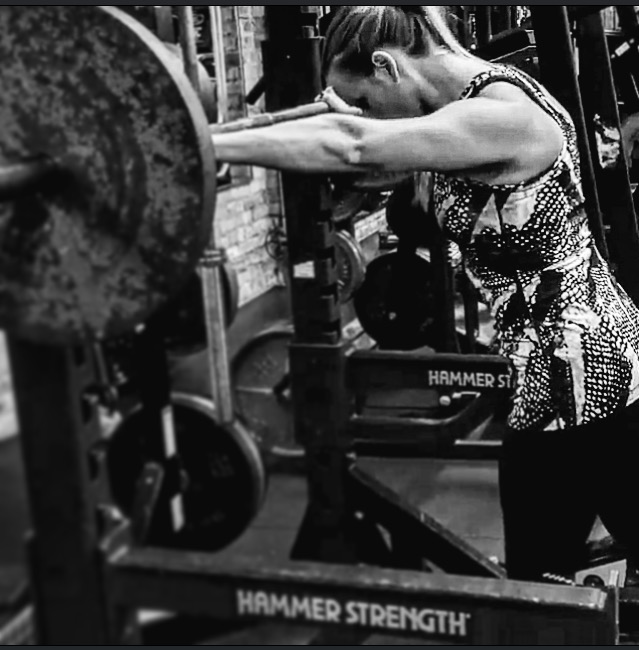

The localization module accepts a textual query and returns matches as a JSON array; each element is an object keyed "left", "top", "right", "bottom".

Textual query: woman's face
[{"left": 326, "top": 64, "right": 427, "bottom": 120}]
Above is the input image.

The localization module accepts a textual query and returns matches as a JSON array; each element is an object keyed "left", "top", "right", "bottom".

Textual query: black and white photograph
[{"left": 0, "top": 4, "right": 638, "bottom": 645}]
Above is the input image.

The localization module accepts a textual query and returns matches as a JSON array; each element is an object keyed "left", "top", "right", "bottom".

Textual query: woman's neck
[{"left": 406, "top": 50, "right": 494, "bottom": 111}]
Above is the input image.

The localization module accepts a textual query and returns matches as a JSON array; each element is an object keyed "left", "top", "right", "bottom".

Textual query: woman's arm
[
  {"left": 212, "top": 95, "right": 563, "bottom": 176},
  {"left": 212, "top": 113, "right": 367, "bottom": 173},
  {"left": 354, "top": 97, "right": 563, "bottom": 174}
]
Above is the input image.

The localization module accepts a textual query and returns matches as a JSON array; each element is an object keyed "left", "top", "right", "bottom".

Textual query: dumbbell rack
[{"left": 6, "top": 4, "right": 639, "bottom": 646}]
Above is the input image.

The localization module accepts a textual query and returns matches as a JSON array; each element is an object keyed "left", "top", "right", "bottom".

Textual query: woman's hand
[{"left": 316, "top": 86, "right": 363, "bottom": 116}]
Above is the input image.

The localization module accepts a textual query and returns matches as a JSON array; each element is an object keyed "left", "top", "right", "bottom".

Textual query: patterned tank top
[{"left": 432, "top": 66, "right": 639, "bottom": 432}]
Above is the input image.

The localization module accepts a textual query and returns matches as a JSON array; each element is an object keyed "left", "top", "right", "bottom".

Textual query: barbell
[{"left": 1, "top": 6, "right": 405, "bottom": 347}]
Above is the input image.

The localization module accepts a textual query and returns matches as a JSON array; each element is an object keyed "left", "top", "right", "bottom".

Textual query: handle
[{"left": 210, "top": 102, "right": 330, "bottom": 135}]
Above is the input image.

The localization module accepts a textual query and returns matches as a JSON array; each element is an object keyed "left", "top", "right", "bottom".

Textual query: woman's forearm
[{"left": 212, "top": 114, "right": 369, "bottom": 173}]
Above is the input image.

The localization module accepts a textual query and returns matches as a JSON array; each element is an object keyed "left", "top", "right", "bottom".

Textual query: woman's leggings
[{"left": 499, "top": 399, "right": 639, "bottom": 582}]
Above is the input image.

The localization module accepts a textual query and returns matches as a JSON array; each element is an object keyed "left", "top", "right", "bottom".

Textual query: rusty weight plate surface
[{"left": 0, "top": 6, "right": 216, "bottom": 344}]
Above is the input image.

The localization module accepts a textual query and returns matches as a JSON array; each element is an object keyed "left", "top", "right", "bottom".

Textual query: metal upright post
[
  {"left": 491, "top": 6, "right": 511, "bottom": 36},
  {"left": 262, "top": 7, "right": 364, "bottom": 566},
  {"left": 475, "top": 6, "right": 493, "bottom": 48}
]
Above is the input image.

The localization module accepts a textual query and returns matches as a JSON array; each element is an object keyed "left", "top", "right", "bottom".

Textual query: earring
[{"left": 372, "top": 51, "right": 400, "bottom": 83}]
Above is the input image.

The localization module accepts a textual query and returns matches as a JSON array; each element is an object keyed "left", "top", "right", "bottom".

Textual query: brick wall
[
  {"left": 216, "top": 168, "right": 284, "bottom": 306},
  {"left": 215, "top": 6, "right": 284, "bottom": 307}
]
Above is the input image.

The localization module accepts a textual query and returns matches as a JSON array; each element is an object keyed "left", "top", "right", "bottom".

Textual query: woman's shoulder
[
  {"left": 475, "top": 78, "right": 544, "bottom": 109},
  {"left": 472, "top": 69, "right": 569, "bottom": 185},
  {"left": 463, "top": 66, "right": 560, "bottom": 110}
]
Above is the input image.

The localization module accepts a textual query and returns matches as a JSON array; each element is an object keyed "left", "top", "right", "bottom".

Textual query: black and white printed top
[{"left": 432, "top": 66, "right": 639, "bottom": 432}]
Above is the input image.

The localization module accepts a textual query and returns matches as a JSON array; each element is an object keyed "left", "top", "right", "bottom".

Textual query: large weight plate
[
  {"left": 106, "top": 394, "right": 267, "bottom": 553},
  {"left": 0, "top": 7, "right": 216, "bottom": 344},
  {"left": 353, "top": 250, "right": 436, "bottom": 351},
  {"left": 231, "top": 323, "right": 303, "bottom": 459}
]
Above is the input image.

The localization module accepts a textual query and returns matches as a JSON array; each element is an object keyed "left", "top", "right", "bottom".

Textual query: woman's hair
[{"left": 322, "top": 6, "right": 469, "bottom": 79}]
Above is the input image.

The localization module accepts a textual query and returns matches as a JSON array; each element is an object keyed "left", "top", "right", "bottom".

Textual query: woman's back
[{"left": 433, "top": 65, "right": 639, "bottom": 432}]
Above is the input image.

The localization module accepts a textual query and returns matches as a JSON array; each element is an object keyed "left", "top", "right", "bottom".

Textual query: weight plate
[
  {"left": 353, "top": 250, "right": 436, "bottom": 351},
  {"left": 231, "top": 323, "right": 302, "bottom": 459},
  {"left": 106, "top": 393, "right": 266, "bottom": 553},
  {"left": 158, "top": 262, "right": 240, "bottom": 357},
  {"left": 0, "top": 7, "right": 216, "bottom": 344},
  {"left": 335, "top": 231, "right": 367, "bottom": 304}
]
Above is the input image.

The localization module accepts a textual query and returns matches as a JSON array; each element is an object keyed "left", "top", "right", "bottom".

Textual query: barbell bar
[
  {"left": 0, "top": 157, "right": 59, "bottom": 200},
  {"left": 209, "top": 103, "right": 331, "bottom": 135}
]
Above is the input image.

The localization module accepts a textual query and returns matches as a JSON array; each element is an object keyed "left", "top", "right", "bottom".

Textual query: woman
[{"left": 213, "top": 6, "right": 639, "bottom": 583}]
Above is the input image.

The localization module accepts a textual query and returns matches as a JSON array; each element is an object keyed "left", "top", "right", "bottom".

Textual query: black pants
[{"left": 499, "top": 399, "right": 639, "bottom": 581}]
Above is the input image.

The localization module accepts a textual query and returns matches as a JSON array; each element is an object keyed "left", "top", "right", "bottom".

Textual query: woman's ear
[{"left": 371, "top": 50, "right": 401, "bottom": 84}]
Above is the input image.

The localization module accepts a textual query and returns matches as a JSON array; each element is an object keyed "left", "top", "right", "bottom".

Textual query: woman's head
[{"left": 323, "top": 6, "right": 468, "bottom": 118}]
